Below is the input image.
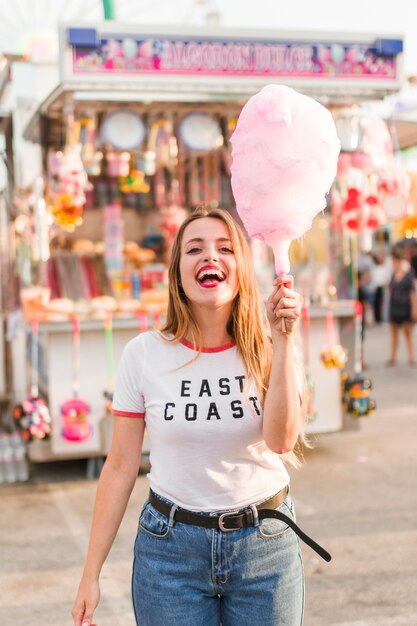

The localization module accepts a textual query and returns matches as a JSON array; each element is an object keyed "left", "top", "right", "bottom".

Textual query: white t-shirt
[{"left": 112, "top": 331, "right": 292, "bottom": 512}]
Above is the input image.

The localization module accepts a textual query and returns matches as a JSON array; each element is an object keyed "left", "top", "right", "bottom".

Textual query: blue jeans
[{"left": 132, "top": 491, "right": 304, "bottom": 625}]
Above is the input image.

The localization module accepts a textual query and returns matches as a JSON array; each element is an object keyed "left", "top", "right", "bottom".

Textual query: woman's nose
[
  {"left": 203, "top": 246, "right": 218, "bottom": 262},
  {"left": 204, "top": 253, "right": 218, "bottom": 262}
]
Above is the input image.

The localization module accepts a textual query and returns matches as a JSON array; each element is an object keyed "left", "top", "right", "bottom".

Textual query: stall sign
[{"left": 65, "top": 27, "right": 402, "bottom": 82}]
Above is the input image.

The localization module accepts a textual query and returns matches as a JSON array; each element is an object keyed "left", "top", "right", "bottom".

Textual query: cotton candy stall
[{"left": 230, "top": 84, "right": 340, "bottom": 274}]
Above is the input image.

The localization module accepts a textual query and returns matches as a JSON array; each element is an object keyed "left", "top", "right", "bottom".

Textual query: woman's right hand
[{"left": 71, "top": 576, "right": 100, "bottom": 626}]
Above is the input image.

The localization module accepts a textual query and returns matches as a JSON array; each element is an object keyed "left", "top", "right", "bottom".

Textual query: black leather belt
[{"left": 148, "top": 488, "right": 331, "bottom": 562}]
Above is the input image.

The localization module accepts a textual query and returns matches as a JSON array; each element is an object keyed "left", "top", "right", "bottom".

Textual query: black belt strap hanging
[{"left": 258, "top": 509, "right": 331, "bottom": 562}]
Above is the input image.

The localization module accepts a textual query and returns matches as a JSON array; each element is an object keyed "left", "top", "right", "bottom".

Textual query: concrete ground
[{"left": 1, "top": 323, "right": 417, "bottom": 626}]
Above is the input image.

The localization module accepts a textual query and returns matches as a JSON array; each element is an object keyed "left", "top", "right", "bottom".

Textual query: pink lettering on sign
[{"left": 72, "top": 37, "right": 398, "bottom": 80}]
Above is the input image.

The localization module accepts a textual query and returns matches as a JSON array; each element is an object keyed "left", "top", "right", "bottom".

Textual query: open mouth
[{"left": 196, "top": 267, "right": 226, "bottom": 287}]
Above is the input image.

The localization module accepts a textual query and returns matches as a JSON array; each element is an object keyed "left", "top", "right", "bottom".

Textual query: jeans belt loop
[
  {"left": 168, "top": 503, "right": 178, "bottom": 528},
  {"left": 249, "top": 503, "right": 259, "bottom": 528}
]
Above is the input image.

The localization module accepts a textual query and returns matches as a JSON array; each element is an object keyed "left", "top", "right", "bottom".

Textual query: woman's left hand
[{"left": 267, "top": 274, "right": 302, "bottom": 336}]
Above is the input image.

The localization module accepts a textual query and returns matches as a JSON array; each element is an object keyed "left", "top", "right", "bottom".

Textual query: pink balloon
[{"left": 230, "top": 85, "right": 340, "bottom": 274}]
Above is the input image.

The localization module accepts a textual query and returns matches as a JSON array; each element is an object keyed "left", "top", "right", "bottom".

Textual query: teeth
[{"left": 197, "top": 269, "right": 225, "bottom": 281}]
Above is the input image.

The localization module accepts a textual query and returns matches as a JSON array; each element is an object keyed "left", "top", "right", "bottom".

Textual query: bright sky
[{"left": 0, "top": 0, "right": 415, "bottom": 76}]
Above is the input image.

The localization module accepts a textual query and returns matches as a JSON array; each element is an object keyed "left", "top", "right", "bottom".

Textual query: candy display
[{"left": 230, "top": 84, "right": 340, "bottom": 274}]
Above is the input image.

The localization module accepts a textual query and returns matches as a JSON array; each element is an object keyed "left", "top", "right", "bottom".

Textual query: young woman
[
  {"left": 72, "top": 207, "right": 329, "bottom": 626},
  {"left": 387, "top": 248, "right": 417, "bottom": 367}
]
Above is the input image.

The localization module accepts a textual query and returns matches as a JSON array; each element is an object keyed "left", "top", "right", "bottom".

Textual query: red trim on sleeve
[{"left": 112, "top": 410, "right": 145, "bottom": 418}]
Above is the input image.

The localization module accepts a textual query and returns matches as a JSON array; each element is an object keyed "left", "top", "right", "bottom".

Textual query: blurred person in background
[
  {"left": 371, "top": 253, "right": 389, "bottom": 323},
  {"left": 357, "top": 269, "right": 370, "bottom": 369},
  {"left": 358, "top": 251, "right": 376, "bottom": 321},
  {"left": 386, "top": 248, "right": 417, "bottom": 367},
  {"left": 409, "top": 241, "right": 417, "bottom": 277}
]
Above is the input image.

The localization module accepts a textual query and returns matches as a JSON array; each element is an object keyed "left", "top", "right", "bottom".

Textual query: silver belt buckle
[{"left": 218, "top": 510, "right": 240, "bottom": 533}]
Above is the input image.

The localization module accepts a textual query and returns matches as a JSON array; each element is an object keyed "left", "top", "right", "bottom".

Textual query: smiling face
[{"left": 179, "top": 217, "right": 238, "bottom": 312}]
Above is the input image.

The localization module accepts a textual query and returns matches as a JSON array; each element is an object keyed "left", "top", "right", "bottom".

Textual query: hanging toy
[
  {"left": 342, "top": 372, "right": 376, "bottom": 417},
  {"left": 147, "top": 117, "right": 176, "bottom": 169},
  {"left": 13, "top": 321, "right": 52, "bottom": 440},
  {"left": 341, "top": 299, "right": 375, "bottom": 417},
  {"left": 47, "top": 115, "right": 91, "bottom": 232},
  {"left": 79, "top": 115, "right": 103, "bottom": 177},
  {"left": 320, "top": 309, "right": 348, "bottom": 369},
  {"left": 119, "top": 168, "right": 150, "bottom": 194},
  {"left": 61, "top": 317, "right": 92, "bottom": 441}
]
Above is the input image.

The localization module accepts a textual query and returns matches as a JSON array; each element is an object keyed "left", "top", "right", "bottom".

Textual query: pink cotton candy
[{"left": 230, "top": 84, "right": 340, "bottom": 274}]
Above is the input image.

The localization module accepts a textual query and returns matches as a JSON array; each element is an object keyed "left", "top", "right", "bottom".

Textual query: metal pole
[{"left": 102, "top": 0, "right": 116, "bottom": 20}]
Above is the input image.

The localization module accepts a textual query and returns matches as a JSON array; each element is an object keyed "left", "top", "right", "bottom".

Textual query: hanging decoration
[
  {"left": 61, "top": 316, "right": 92, "bottom": 442},
  {"left": 320, "top": 309, "right": 348, "bottom": 369},
  {"left": 377, "top": 165, "right": 411, "bottom": 222},
  {"left": 119, "top": 169, "right": 150, "bottom": 194},
  {"left": 147, "top": 117, "right": 177, "bottom": 169},
  {"left": 100, "top": 110, "right": 146, "bottom": 150},
  {"left": 333, "top": 108, "right": 394, "bottom": 173},
  {"left": 12, "top": 321, "right": 52, "bottom": 440},
  {"left": 178, "top": 113, "right": 223, "bottom": 152},
  {"left": 342, "top": 185, "right": 382, "bottom": 233},
  {"left": 341, "top": 300, "right": 375, "bottom": 417},
  {"left": 145, "top": 117, "right": 179, "bottom": 207},
  {"left": 106, "top": 151, "right": 131, "bottom": 177},
  {"left": 79, "top": 115, "right": 103, "bottom": 176},
  {"left": 46, "top": 114, "right": 91, "bottom": 232}
]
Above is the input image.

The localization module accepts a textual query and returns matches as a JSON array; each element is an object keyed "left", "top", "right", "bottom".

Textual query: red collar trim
[{"left": 180, "top": 338, "right": 236, "bottom": 353}]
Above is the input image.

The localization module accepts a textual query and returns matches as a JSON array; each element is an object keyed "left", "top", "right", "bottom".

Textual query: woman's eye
[
  {"left": 220, "top": 247, "right": 234, "bottom": 253},
  {"left": 187, "top": 247, "right": 201, "bottom": 254}
]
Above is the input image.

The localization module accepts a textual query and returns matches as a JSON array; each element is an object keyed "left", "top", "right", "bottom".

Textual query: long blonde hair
[{"left": 161, "top": 206, "right": 308, "bottom": 464}]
